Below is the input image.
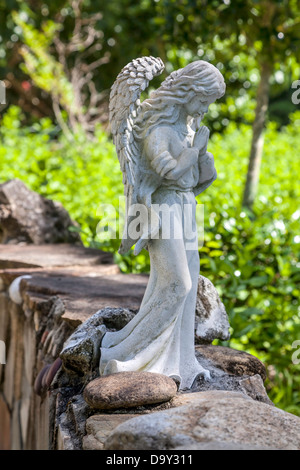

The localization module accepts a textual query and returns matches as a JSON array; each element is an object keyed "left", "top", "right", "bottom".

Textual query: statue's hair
[{"left": 134, "top": 60, "right": 226, "bottom": 141}]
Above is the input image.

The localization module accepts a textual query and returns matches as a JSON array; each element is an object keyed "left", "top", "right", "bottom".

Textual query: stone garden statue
[{"left": 99, "top": 57, "right": 226, "bottom": 389}]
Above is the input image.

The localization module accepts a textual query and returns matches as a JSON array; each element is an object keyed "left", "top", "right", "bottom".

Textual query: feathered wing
[{"left": 109, "top": 56, "right": 165, "bottom": 255}]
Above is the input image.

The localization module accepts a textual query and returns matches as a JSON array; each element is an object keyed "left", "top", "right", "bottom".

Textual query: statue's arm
[
  {"left": 193, "top": 151, "right": 217, "bottom": 196},
  {"left": 144, "top": 128, "right": 198, "bottom": 180},
  {"left": 193, "top": 126, "right": 217, "bottom": 189},
  {"left": 198, "top": 151, "right": 216, "bottom": 183},
  {"left": 164, "top": 148, "right": 199, "bottom": 180}
]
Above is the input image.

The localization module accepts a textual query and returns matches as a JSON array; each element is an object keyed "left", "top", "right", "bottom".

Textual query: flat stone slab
[
  {"left": 0, "top": 244, "right": 149, "bottom": 342},
  {"left": 83, "top": 372, "right": 178, "bottom": 410},
  {"left": 0, "top": 264, "right": 120, "bottom": 290},
  {"left": 83, "top": 414, "right": 136, "bottom": 450},
  {"left": 0, "top": 243, "right": 149, "bottom": 326},
  {"left": 82, "top": 391, "right": 275, "bottom": 451},
  {"left": 104, "top": 390, "right": 300, "bottom": 450},
  {"left": 20, "top": 272, "right": 148, "bottom": 325},
  {"left": 0, "top": 244, "right": 113, "bottom": 269}
]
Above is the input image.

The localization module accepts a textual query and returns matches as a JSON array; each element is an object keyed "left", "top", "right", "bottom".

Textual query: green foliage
[
  {"left": 13, "top": 12, "right": 76, "bottom": 111},
  {"left": 199, "top": 114, "right": 300, "bottom": 414},
  {"left": 0, "top": 105, "right": 149, "bottom": 272},
  {"left": 1, "top": 0, "right": 299, "bottom": 128},
  {"left": 154, "top": 0, "right": 300, "bottom": 62},
  {"left": 0, "top": 105, "right": 121, "bottom": 243},
  {"left": 0, "top": 105, "right": 299, "bottom": 414}
]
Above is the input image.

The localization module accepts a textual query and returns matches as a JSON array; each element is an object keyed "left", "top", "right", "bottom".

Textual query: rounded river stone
[{"left": 83, "top": 371, "right": 178, "bottom": 409}]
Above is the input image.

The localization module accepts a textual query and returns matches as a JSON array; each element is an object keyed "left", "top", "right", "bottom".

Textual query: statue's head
[
  {"left": 134, "top": 60, "right": 225, "bottom": 138},
  {"left": 160, "top": 60, "right": 226, "bottom": 102}
]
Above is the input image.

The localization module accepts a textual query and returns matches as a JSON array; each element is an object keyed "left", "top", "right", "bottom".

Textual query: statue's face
[{"left": 184, "top": 93, "right": 218, "bottom": 119}]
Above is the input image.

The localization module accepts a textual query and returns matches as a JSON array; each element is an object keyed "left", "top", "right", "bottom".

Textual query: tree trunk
[{"left": 242, "top": 61, "right": 272, "bottom": 210}]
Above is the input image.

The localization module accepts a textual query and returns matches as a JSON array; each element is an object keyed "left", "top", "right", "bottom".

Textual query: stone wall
[
  {"left": 1, "top": 244, "right": 299, "bottom": 451},
  {"left": 0, "top": 244, "right": 147, "bottom": 449}
]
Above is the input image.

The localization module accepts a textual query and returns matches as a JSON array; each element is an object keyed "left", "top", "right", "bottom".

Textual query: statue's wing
[{"left": 109, "top": 56, "right": 165, "bottom": 202}]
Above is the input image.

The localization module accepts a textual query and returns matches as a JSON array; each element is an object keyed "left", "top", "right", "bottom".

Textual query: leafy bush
[
  {"left": 0, "top": 106, "right": 151, "bottom": 272},
  {"left": 0, "top": 106, "right": 299, "bottom": 414},
  {"left": 200, "top": 113, "right": 300, "bottom": 415}
]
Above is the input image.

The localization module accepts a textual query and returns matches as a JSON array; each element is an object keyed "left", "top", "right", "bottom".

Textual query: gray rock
[
  {"left": 239, "top": 374, "right": 273, "bottom": 406},
  {"left": 173, "top": 441, "right": 274, "bottom": 450},
  {"left": 82, "top": 397, "right": 271, "bottom": 450},
  {"left": 57, "top": 412, "right": 77, "bottom": 450},
  {"left": 104, "top": 390, "right": 300, "bottom": 450},
  {"left": 195, "top": 344, "right": 267, "bottom": 380},
  {"left": 60, "top": 323, "right": 106, "bottom": 374},
  {"left": 60, "top": 308, "right": 136, "bottom": 374},
  {"left": 97, "top": 307, "right": 136, "bottom": 331},
  {"left": 195, "top": 275, "right": 230, "bottom": 344},
  {"left": 83, "top": 371, "right": 178, "bottom": 410},
  {"left": 83, "top": 414, "right": 136, "bottom": 450},
  {"left": 192, "top": 345, "right": 271, "bottom": 405},
  {"left": 0, "top": 179, "right": 82, "bottom": 245}
]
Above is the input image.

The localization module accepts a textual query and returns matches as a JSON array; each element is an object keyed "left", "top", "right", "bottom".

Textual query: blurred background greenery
[{"left": 0, "top": 0, "right": 299, "bottom": 415}]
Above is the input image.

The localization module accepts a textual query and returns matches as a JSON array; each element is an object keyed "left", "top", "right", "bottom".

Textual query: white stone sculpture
[{"left": 100, "top": 57, "right": 226, "bottom": 389}]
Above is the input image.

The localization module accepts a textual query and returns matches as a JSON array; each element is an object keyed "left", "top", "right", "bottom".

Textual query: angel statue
[{"left": 99, "top": 57, "right": 226, "bottom": 389}]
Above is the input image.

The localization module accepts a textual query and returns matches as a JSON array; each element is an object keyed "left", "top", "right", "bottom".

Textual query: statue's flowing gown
[
  {"left": 100, "top": 122, "right": 217, "bottom": 389},
  {"left": 100, "top": 187, "right": 204, "bottom": 388},
  {"left": 100, "top": 176, "right": 216, "bottom": 389}
]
